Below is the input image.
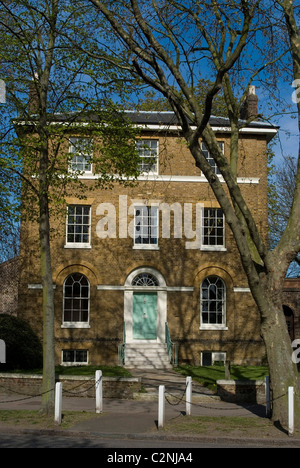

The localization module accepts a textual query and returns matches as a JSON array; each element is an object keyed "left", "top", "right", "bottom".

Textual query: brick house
[{"left": 17, "top": 105, "right": 278, "bottom": 369}]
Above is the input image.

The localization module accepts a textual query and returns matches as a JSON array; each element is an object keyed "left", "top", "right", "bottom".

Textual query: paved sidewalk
[{"left": 0, "top": 369, "right": 299, "bottom": 446}]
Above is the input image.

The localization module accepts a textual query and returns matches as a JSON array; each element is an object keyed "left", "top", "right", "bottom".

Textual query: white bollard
[
  {"left": 265, "top": 376, "right": 271, "bottom": 417},
  {"left": 54, "top": 382, "right": 62, "bottom": 425},
  {"left": 95, "top": 370, "right": 103, "bottom": 414},
  {"left": 186, "top": 376, "right": 192, "bottom": 416},
  {"left": 288, "top": 386, "right": 294, "bottom": 437},
  {"left": 158, "top": 385, "right": 165, "bottom": 429}
]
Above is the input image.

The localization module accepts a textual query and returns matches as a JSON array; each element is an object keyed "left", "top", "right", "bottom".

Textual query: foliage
[
  {"left": 0, "top": 314, "right": 43, "bottom": 370},
  {"left": 0, "top": 0, "right": 142, "bottom": 413},
  {"left": 0, "top": 0, "right": 141, "bottom": 221}
]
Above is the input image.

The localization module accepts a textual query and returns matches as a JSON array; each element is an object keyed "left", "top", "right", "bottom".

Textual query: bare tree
[{"left": 85, "top": 0, "right": 300, "bottom": 427}]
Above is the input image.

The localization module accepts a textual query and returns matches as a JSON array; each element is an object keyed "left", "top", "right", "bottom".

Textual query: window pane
[
  {"left": 81, "top": 310, "right": 89, "bottom": 322},
  {"left": 202, "top": 208, "right": 224, "bottom": 247},
  {"left": 134, "top": 206, "right": 158, "bottom": 246},
  {"left": 201, "top": 142, "right": 223, "bottom": 175},
  {"left": 69, "top": 138, "right": 92, "bottom": 173},
  {"left": 63, "top": 349, "right": 88, "bottom": 364},
  {"left": 63, "top": 274, "right": 90, "bottom": 323},
  {"left": 132, "top": 273, "right": 159, "bottom": 286},
  {"left": 64, "top": 299, "right": 72, "bottom": 310},
  {"left": 63, "top": 350, "right": 74, "bottom": 363},
  {"left": 67, "top": 205, "right": 90, "bottom": 245},
  {"left": 136, "top": 139, "right": 158, "bottom": 173},
  {"left": 201, "top": 276, "right": 225, "bottom": 325},
  {"left": 75, "top": 350, "right": 88, "bottom": 363},
  {"left": 72, "top": 310, "right": 80, "bottom": 322},
  {"left": 64, "top": 310, "right": 72, "bottom": 322}
]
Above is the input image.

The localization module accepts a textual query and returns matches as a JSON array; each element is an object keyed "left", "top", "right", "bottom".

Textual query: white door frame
[{"left": 124, "top": 267, "right": 167, "bottom": 344}]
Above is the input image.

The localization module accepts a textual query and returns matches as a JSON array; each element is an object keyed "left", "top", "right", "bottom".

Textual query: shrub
[{"left": 0, "top": 314, "right": 43, "bottom": 370}]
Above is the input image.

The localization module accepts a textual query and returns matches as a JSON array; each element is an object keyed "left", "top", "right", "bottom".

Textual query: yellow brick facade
[{"left": 18, "top": 114, "right": 276, "bottom": 367}]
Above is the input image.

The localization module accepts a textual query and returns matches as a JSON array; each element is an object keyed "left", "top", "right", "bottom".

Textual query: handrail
[
  {"left": 118, "top": 322, "right": 126, "bottom": 366},
  {"left": 165, "top": 322, "right": 178, "bottom": 366}
]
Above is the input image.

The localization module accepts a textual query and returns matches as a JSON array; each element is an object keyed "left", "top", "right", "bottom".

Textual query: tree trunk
[
  {"left": 39, "top": 196, "right": 55, "bottom": 414},
  {"left": 252, "top": 275, "right": 300, "bottom": 429},
  {"left": 38, "top": 133, "right": 55, "bottom": 414}
]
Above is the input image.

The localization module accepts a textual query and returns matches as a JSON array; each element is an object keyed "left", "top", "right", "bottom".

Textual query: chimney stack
[{"left": 240, "top": 85, "right": 258, "bottom": 121}]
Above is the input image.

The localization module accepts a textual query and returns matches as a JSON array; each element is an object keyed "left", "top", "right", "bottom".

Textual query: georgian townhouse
[{"left": 17, "top": 103, "right": 278, "bottom": 369}]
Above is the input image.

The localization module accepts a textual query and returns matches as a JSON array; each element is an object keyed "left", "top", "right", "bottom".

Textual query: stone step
[{"left": 124, "top": 343, "right": 172, "bottom": 370}]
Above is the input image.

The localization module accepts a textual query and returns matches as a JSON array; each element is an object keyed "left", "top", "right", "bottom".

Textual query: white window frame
[
  {"left": 201, "top": 142, "right": 224, "bottom": 175},
  {"left": 65, "top": 205, "right": 91, "bottom": 249},
  {"left": 201, "top": 207, "right": 226, "bottom": 251},
  {"left": 136, "top": 139, "right": 159, "bottom": 174},
  {"left": 201, "top": 351, "right": 227, "bottom": 366},
  {"left": 200, "top": 276, "right": 228, "bottom": 330},
  {"left": 61, "top": 349, "right": 89, "bottom": 366},
  {"left": 133, "top": 205, "right": 159, "bottom": 250},
  {"left": 69, "top": 137, "right": 93, "bottom": 175},
  {"left": 62, "top": 273, "right": 90, "bottom": 328}
]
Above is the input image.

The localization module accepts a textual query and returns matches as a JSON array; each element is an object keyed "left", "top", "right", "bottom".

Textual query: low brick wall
[
  {"left": 0, "top": 373, "right": 141, "bottom": 400},
  {"left": 217, "top": 380, "right": 266, "bottom": 404}
]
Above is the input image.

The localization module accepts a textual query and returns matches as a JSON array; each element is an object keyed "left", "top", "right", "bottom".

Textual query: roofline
[
  {"left": 14, "top": 109, "right": 279, "bottom": 141},
  {"left": 133, "top": 122, "right": 278, "bottom": 134}
]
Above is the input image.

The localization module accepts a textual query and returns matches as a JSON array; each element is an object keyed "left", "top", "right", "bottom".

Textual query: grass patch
[
  {"left": 174, "top": 365, "right": 269, "bottom": 392},
  {"left": 0, "top": 409, "right": 101, "bottom": 430},
  {"left": 162, "top": 415, "right": 284, "bottom": 438},
  {"left": 55, "top": 365, "right": 132, "bottom": 378}
]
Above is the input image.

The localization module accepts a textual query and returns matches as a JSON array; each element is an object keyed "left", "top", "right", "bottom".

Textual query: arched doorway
[
  {"left": 124, "top": 268, "right": 167, "bottom": 344},
  {"left": 283, "top": 305, "right": 295, "bottom": 341}
]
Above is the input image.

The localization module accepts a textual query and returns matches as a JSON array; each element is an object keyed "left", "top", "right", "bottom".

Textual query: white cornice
[{"left": 79, "top": 174, "right": 260, "bottom": 184}]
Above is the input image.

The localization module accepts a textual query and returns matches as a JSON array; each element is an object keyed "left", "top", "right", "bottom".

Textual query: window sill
[
  {"left": 61, "top": 323, "right": 90, "bottom": 329},
  {"left": 69, "top": 170, "right": 93, "bottom": 177},
  {"left": 200, "top": 325, "right": 228, "bottom": 331},
  {"left": 201, "top": 246, "right": 227, "bottom": 252},
  {"left": 64, "top": 244, "right": 91, "bottom": 249},
  {"left": 61, "top": 362, "right": 89, "bottom": 366},
  {"left": 133, "top": 245, "right": 160, "bottom": 250}
]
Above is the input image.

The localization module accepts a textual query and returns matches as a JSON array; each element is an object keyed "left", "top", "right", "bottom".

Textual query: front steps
[{"left": 125, "top": 343, "right": 173, "bottom": 370}]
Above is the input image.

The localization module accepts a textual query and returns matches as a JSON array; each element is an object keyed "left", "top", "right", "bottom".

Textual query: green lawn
[
  {"left": 174, "top": 364, "right": 269, "bottom": 392},
  {"left": 1, "top": 363, "right": 273, "bottom": 391},
  {"left": 55, "top": 365, "right": 132, "bottom": 378},
  {"left": 0, "top": 365, "right": 132, "bottom": 378}
]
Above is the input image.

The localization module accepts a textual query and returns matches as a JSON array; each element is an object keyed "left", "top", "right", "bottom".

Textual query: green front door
[{"left": 133, "top": 292, "right": 157, "bottom": 340}]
